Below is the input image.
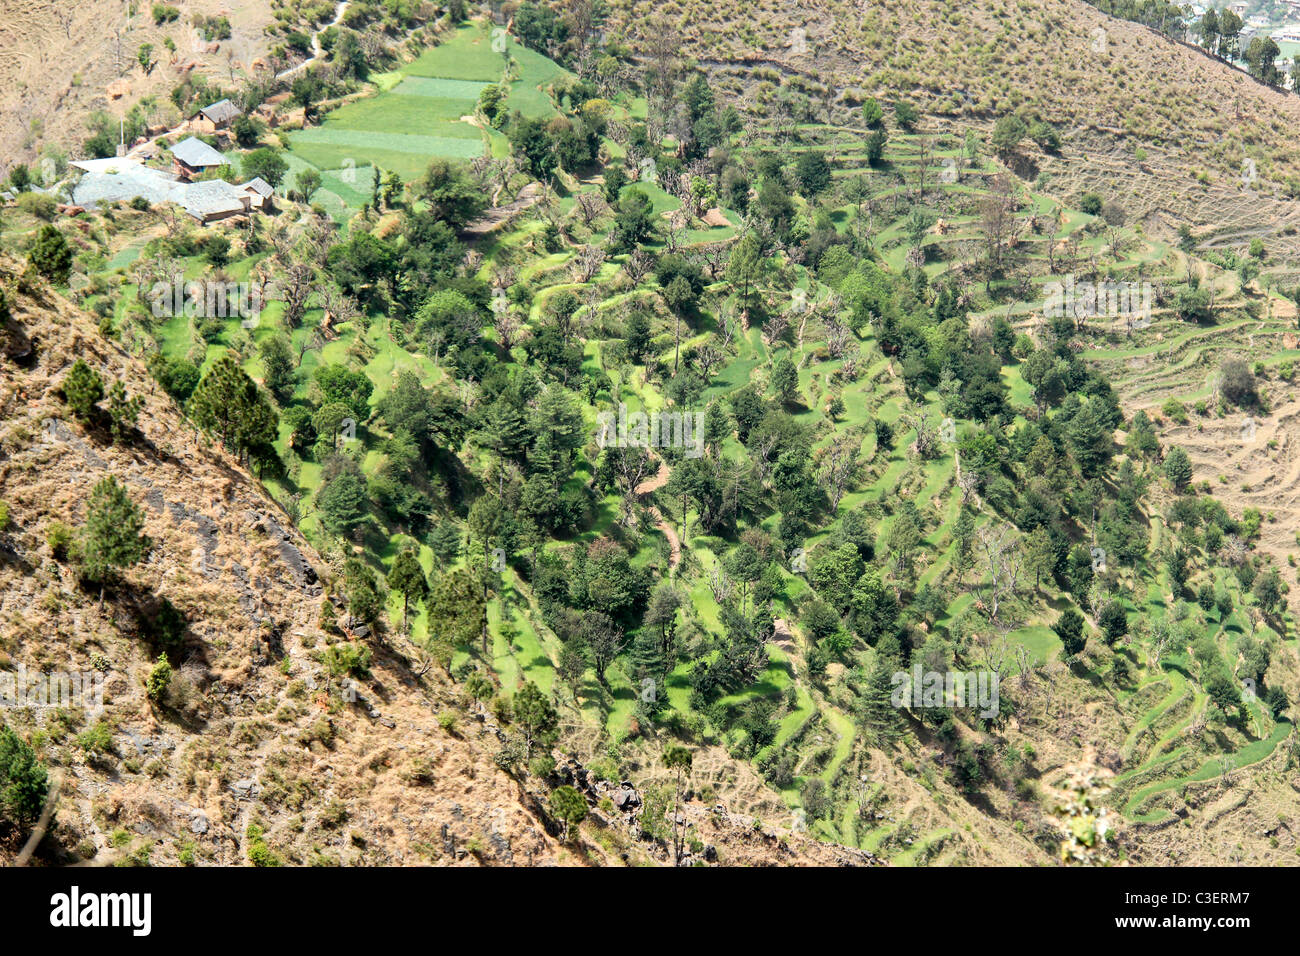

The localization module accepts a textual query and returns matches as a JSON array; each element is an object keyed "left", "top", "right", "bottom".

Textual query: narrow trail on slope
[
  {"left": 276, "top": 1, "right": 351, "bottom": 80},
  {"left": 634, "top": 458, "right": 681, "bottom": 573},
  {"left": 464, "top": 182, "right": 544, "bottom": 237}
]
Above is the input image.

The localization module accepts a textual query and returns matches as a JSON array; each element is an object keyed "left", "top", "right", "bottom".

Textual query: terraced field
[{"left": 285, "top": 22, "right": 521, "bottom": 216}]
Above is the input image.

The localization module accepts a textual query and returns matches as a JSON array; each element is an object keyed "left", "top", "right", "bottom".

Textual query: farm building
[
  {"left": 181, "top": 180, "right": 250, "bottom": 223},
  {"left": 67, "top": 156, "right": 250, "bottom": 224},
  {"left": 238, "top": 178, "right": 274, "bottom": 209},
  {"left": 193, "top": 98, "right": 242, "bottom": 132},
  {"left": 70, "top": 160, "right": 186, "bottom": 208},
  {"left": 171, "top": 137, "right": 229, "bottom": 180}
]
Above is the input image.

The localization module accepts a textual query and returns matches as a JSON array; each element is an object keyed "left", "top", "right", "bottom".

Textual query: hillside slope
[
  {"left": 608, "top": 0, "right": 1300, "bottom": 257},
  {"left": 0, "top": 258, "right": 883, "bottom": 866},
  {"left": 0, "top": 0, "right": 277, "bottom": 168}
]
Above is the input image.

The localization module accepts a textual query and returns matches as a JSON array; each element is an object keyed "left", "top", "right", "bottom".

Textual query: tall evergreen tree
[
  {"left": 387, "top": 547, "right": 429, "bottom": 631},
  {"left": 80, "top": 475, "right": 150, "bottom": 603}
]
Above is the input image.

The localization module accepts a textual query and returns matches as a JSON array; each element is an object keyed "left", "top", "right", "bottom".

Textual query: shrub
[
  {"left": 16, "top": 192, "right": 57, "bottom": 221},
  {"left": 146, "top": 653, "right": 172, "bottom": 702}
]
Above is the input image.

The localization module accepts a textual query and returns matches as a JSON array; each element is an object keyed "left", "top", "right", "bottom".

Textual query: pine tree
[
  {"left": 557, "top": 635, "right": 588, "bottom": 703},
  {"left": 317, "top": 471, "right": 368, "bottom": 536},
  {"left": 549, "top": 784, "right": 587, "bottom": 841},
  {"left": 1024, "top": 527, "right": 1056, "bottom": 591},
  {"left": 1055, "top": 607, "right": 1087, "bottom": 659},
  {"left": 259, "top": 333, "right": 296, "bottom": 404},
  {"left": 1165, "top": 445, "right": 1193, "bottom": 491},
  {"left": 80, "top": 475, "right": 150, "bottom": 603},
  {"left": 426, "top": 568, "right": 483, "bottom": 667},
  {"left": 0, "top": 725, "right": 49, "bottom": 829},
  {"left": 663, "top": 744, "right": 693, "bottom": 864},
  {"left": 387, "top": 547, "right": 428, "bottom": 631},
  {"left": 106, "top": 380, "right": 143, "bottom": 443},
  {"left": 188, "top": 356, "right": 278, "bottom": 464},
  {"left": 62, "top": 359, "right": 103, "bottom": 422},
  {"left": 771, "top": 355, "right": 799, "bottom": 405},
  {"left": 513, "top": 680, "right": 558, "bottom": 758},
  {"left": 859, "top": 633, "right": 904, "bottom": 742},
  {"left": 28, "top": 225, "right": 72, "bottom": 284}
]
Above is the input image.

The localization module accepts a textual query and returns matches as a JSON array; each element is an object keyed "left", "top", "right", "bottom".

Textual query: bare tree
[
  {"left": 708, "top": 562, "right": 733, "bottom": 604},
  {"left": 825, "top": 317, "right": 853, "bottom": 359},
  {"left": 493, "top": 308, "right": 522, "bottom": 352},
  {"left": 817, "top": 436, "right": 864, "bottom": 510},
  {"left": 979, "top": 174, "right": 1015, "bottom": 283},
  {"left": 574, "top": 191, "right": 606, "bottom": 228},
  {"left": 624, "top": 248, "right": 655, "bottom": 283},
  {"left": 572, "top": 244, "right": 606, "bottom": 282},
  {"left": 899, "top": 404, "right": 942, "bottom": 460},
  {"left": 976, "top": 524, "right": 1021, "bottom": 623},
  {"left": 278, "top": 262, "right": 315, "bottom": 330}
]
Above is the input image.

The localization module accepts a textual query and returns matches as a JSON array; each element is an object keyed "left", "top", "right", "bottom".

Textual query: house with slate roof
[
  {"left": 193, "top": 98, "right": 243, "bottom": 132},
  {"left": 171, "top": 137, "right": 229, "bottom": 180}
]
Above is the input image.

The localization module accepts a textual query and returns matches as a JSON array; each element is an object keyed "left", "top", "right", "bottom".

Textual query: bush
[
  {"left": 16, "top": 192, "right": 57, "bottom": 221},
  {"left": 62, "top": 359, "right": 104, "bottom": 422},
  {"left": 246, "top": 823, "right": 281, "bottom": 866},
  {"left": 28, "top": 225, "right": 73, "bottom": 284},
  {"left": 1219, "top": 358, "right": 1257, "bottom": 407},
  {"left": 46, "top": 521, "right": 74, "bottom": 560},
  {"left": 146, "top": 653, "right": 173, "bottom": 702}
]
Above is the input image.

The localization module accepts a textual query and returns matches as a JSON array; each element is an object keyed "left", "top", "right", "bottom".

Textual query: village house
[
  {"left": 238, "top": 177, "right": 274, "bottom": 210},
  {"left": 181, "top": 179, "right": 250, "bottom": 224},
  {"left": 171, "top": 137, "right": 229, "bottom": 180},
  {"left": 68, "top": 155, "right": 250, "bottom": 225},
  {"left": 192, "top": 98, "right": 243, "bottom": 133}
]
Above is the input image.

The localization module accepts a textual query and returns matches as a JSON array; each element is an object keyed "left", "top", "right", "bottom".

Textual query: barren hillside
[{"left": 0, "top": 0, "right": 275, "bottom": 169}]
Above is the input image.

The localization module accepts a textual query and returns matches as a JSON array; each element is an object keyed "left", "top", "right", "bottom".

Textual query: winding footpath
[
  {"left": 276, "top": 1, "right": 351, "bottom": 80},
  {"left": 634, "top": 458, "right": 681, "bottom": 573}
]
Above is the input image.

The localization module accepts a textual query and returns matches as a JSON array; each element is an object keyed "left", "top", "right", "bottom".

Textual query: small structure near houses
[
  {"left": 193, "top": 98, "right": 242, "bottom": 132},
  {"left": 171, "top": 137, "right": 229, "bottom": 180},
  {"left": 238, "top": 177, "right": 274, "bottom": 210}
]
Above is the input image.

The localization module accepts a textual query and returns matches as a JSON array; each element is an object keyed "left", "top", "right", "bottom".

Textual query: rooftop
[
  {"left": 240, "top": 177, "right": 274, "bottom": 198},
  {"left": 181, "top": 180, "right": 247, "bottom": 219},
  {"left": 199, "top": 98, "right": 242, "bottom": 125},
  {"left": 71, "top": 163, "right": 185, "bottom": 208},
  {"left": 171, "top": 137, "right": 229, "bottom": 168}
]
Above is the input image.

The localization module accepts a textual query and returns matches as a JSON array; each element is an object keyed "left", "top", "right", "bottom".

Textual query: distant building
[
  {"left": 193, "top": 98, "right": 242, "bottom": 132},
  {"left": 238, "top": 178, "right": 274, "bottom": 210},
  {"left": 181, "top": 180, "right": 250, "bottom": 223},
  {"left": 68, "top": 155, "right": 250, "bottom": 225},
  {"left": 170, "top": 137, "right": 229, "bottom": 180},
  {"left": 70, "top": 160, "right": 186, "bottom": 208}
]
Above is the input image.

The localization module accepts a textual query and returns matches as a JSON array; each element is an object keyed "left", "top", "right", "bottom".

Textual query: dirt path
[
  {"left": 463, "top": 182, "right": 544, "bottom": 238},
  {"left": 635, "top": 459, "right": 681, "bottom": 573},
  {"left": 276, "top": 1, "right": 351, "bottom": 80}
]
